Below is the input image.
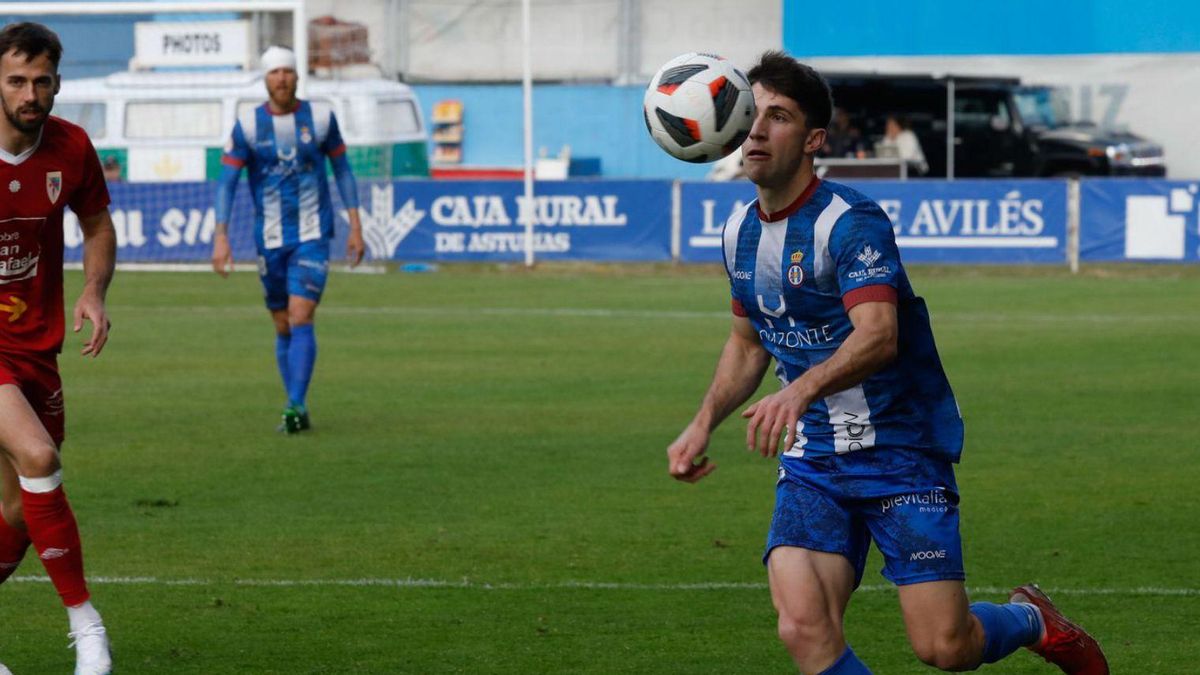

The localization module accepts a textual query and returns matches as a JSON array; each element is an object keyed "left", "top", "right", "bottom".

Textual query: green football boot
[{"left": 279, "top": 405, "right": 311, "bottom": 434}]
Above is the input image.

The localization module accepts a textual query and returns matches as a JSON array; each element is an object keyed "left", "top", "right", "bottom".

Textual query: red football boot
[{"left": 1010, "top": 584, "right": 1109, "bottom": 675}]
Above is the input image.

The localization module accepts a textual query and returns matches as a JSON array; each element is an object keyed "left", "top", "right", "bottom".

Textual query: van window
[
  {"left": 54, "top": 102, "right": 106, "bottom": 139},
  {"left": 125, "top": 101, "right": 222, "bottom": 140},
  {"left": 377, "top": 99, "right": 420, "bottom": 136}
]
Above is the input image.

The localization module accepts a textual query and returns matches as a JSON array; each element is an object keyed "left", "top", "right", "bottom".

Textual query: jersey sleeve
[
  {"left": 323, "top": 113, "right": 360, "bottom": 210},
  {"left": 68, "top": 136, "right": 111, "bottom": 219},
  {"left": 222, "top": 120, "right": 250, "bottom": 169},
  {"left": 828, "top": 201, "right": 902, "bottom": 310},
  {"left": 215, "top": 122, "right": 249, "bottom": 225}
]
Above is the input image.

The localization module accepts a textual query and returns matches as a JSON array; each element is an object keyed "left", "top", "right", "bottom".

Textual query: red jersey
[{"left": 0, "top": 116, "right": 109, "bottom": 354}]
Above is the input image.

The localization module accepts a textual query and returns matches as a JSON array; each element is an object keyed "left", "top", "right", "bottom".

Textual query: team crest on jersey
[
  {"left": 786, "top": 250, "right": 805, "bottom": 287},
  {"left": 300, "top": 126, "right": 312, "bottom": 144},
  {"left": 787, "top": 264, "right": 804, "bottom": 287},
  {"left": 46, "top": 171, "right": 62, "bottom": 204}
]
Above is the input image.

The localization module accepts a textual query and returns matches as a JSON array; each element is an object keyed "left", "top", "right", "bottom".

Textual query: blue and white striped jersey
[
  {"left": 216, "top": 100, "right": 360, "bottom": 251},
  {"left": 723, "top": 178, "right": 964, "bottom": 464}
]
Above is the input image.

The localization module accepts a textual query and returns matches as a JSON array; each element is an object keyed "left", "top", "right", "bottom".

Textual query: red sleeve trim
[
  {"left": 731, "top": 298, "right": 748, "bottom": 317},
  {"left": 843, "top": 284, "right": 897, "bottom": 311},
  {"left": 221, "top": 155, "right": 245, "bottom": 168},
  {"left": 328, "top": 144, "right": 347, "bottom": 158}
]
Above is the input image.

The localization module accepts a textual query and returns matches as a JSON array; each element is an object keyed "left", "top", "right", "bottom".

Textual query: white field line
[
  {"left": 104, "top": 304, "right": 1190, "bottom": 325},
  {"left": 8, "top": 575, "right": 1199, "bottom": 597}
]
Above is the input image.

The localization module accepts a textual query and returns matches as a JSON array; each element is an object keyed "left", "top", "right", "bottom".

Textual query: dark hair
[
  {"left": 0, "top": 22, "right": 63, "bottom": 69},
  {"left": 746, "top": 50, "right": 833, "bottom": 130}
]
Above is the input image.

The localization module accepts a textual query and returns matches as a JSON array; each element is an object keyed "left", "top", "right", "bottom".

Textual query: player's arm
[
  {"left": 74, "top": 209, "right": 117, "bottom": 357},
  {"left": 212, "top": 123, "right": 248, "bottom": 277},
  {"left": 325, "top": 114, "right": 364, "bottom": 267},
  {"left": 742, "top": 295, "right": 898, "bottom": 456},
  {"left": 668, "top": 315, "right": 771, "bottom": 483}
]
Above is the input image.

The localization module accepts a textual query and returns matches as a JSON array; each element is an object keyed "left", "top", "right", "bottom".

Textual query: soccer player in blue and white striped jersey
[
  {"left": 666, "top": 52, "right": 1107, "bottom": 675},
  {"left": 212, "top": 46, "right": 365, "bottom": 433}
]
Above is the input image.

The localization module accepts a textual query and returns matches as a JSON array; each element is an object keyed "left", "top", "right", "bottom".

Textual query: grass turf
[{"left": 0, "top": 264, "right": 1196, "bottom": 673}]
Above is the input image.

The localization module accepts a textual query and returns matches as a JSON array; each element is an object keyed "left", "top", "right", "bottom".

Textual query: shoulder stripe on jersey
[
  {"left": 754, "top": 217, "right": 787, "bottom": 311},
  {"left": 812, "top": 194, "right": 852, "bottom": 285},
  {"left": 311, "top": 100, "right": 333, "bottom": 145},
  {"left": 237, "top": 107, "right": 259, "bottom": 143},
  {"left": 722, "top": 200, "right": 754, "bottom": 278}
]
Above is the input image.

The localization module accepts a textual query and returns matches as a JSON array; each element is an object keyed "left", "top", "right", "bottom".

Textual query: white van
[{"left": 54, "top": 70, "right": 429, "bottom": 182}]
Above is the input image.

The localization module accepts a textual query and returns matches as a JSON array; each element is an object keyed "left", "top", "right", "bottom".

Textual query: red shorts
[{"left": 0, "top": 350, "right": 65, "bottom": 445}]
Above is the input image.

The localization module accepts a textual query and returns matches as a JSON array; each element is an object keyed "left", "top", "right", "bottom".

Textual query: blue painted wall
[
  {"left": 413, "top": 84, "right": 709, "bottom": 180},
  {"left": 0, "top": 12, "right": 145, "bottom": 79},
  {"left": 784, "top": 0, "right": 1200, "bottom": 56}
]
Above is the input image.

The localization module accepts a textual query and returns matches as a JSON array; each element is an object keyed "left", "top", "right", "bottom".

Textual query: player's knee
[
  {"left": 776, "top": 608, "right": 840, "bottom": 657},
  {"left": 15, "top": 441, "right": 61, "bottom": 479},
  {"left": 911, "top": 632, "right": 979, "bottom": 671}
]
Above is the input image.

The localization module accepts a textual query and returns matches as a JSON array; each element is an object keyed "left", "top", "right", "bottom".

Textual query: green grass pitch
[{"left": 0, "top": 264, "right": 1196, "bottom": 673}]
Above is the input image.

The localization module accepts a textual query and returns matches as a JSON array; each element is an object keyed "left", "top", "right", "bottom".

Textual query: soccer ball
[{"left": 643, "top": 52, "right": 755, "bottom": 163}]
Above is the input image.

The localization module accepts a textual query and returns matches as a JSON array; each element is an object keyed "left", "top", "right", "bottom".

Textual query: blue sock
[
  {"left": 275, "top": 332, "right": 291, "bottom": 398},
  {"left": 970, "top": 601, "right": 1042, "bottom": 664},
  {"left": 820, "top": 646, "right": 871, "bottom": 674},
  {"left": 286, "top": 323, "right": 317, "bottom": 410}
]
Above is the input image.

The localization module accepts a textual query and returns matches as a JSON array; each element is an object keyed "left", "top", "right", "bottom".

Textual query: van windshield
[{"left": 126, "top": 100, "right": 223, "bottom": 139}]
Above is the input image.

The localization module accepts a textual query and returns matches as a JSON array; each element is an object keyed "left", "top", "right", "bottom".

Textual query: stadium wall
[
  {"left": 411, "top": 84, "right": 712, "bottom": 180},
  {"left": 68, "top": 178, "right": 1200, "bottom": 265},
  {"left": 783, "top": 0, "right": 1200, "bottom": 178}
]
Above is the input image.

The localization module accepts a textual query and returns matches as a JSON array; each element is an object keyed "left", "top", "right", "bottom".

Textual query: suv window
[{"left": 954, "top": 92, "right": 1010, "bottom": 128}]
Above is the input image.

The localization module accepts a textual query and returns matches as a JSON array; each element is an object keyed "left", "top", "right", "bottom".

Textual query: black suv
[{"left": 821, "top": 73, "right": 1166, "bottom": 178}]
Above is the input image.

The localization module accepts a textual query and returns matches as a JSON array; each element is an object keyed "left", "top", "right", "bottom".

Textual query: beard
[{"left": 2, "top": 97, "right": 49, "bottom": 134}]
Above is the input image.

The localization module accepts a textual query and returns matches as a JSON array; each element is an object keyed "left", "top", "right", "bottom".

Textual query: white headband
[{"left": 260, "top": 46, "right": 297, "bottom": 72}]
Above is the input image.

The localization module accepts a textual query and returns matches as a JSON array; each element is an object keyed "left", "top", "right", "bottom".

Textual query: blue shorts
[
  {"left": 257, "top": 240, "right": 330, "bottom": 310},
  {"left": 764, "top": 449, "right": 965, "bottom": 587}
]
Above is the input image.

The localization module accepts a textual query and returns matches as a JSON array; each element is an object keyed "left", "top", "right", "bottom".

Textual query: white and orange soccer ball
[{"left": 642, "top": 52, "right": 756, "bottom": 163}]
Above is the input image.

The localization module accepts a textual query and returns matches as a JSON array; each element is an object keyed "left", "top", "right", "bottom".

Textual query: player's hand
[
  {"left": 742, "top": 383, "right": 812, "bottom": 457},
  {"left": 211, "top": 232, "right": 233, "bottom": 278},
  {"left": 667, "top": 423, "right": 716, "bottom": 483},
  {"left": 346, "top": 229, "right": 365, "bottom": 268},
  {"left": 73, "top": 291, "right": 110, "bottom": 358}
]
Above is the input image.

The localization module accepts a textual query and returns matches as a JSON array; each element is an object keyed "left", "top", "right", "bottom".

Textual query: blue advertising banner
[
  {"left": 1079, "top": 179, "right": 1200, "bottom": 262},
  {"left": 64, "top": 180, "right": 674, "bottom": 263},
  {"left": 680, "top": 179, "right": 1069, "bottom": 264}
]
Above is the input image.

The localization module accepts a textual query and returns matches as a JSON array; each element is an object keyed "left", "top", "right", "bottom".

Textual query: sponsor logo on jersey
[
  {"left": 880, "top": 489, "right": 949, "bottom": 514},
  {"left": 0, "top": 294, "right": 26, "bottom": 322},
  {"left": 909, "top": 549, "right": 947, "bottom": 561},
  {"left": 39, "top": 547, "right": 70, "bottom": 560},
  {"left": 848, "top": 244, "right": 892, "bottom": 282},
  {"left": 856, "top": 244, "right": 881, "bottom": 267},
  {"left": 732, "top": 269, "right": 752, "bottom": 280},
  {"left": 46, "top": 171, "right": 62, "bottom": 204}
]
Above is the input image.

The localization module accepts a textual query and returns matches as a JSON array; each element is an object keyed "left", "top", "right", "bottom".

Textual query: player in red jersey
[{"left": 0, "top": 22, "right": 114, "bottom": 675}]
